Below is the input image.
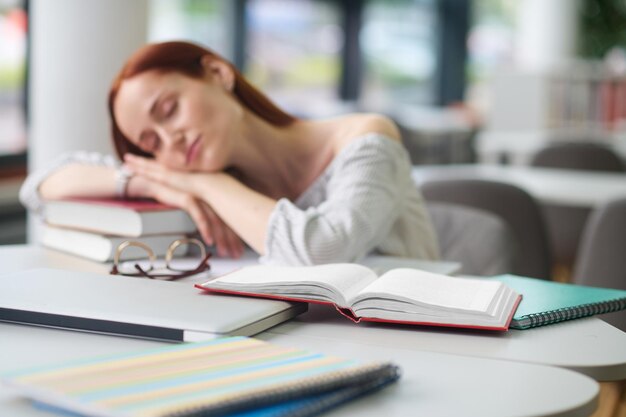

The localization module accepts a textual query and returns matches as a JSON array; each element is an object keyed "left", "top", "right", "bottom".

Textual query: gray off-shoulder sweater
[{"left": 20, "top": 133, "right": 439, "bottom": 265}]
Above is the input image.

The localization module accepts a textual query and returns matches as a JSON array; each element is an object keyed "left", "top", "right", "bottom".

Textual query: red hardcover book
[
  {"left": 45, "top": 197, "right": 196, "bottom": 237},
  {"left": 617, "top": 79, "right": 626, "bottom": 124},
  {"left": 600, "top": 80, "right": 619, "bottom": 131},
  {"left": 197, "top": 264, "right": 521, "bottom": 331}
]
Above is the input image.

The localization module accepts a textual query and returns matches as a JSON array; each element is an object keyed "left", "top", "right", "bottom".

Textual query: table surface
[
  {"left": 268, "top": 304, "right": 626, "bottom": 381},
  {"left": 411, "top": 164, "right": 626, "bottom": 208},
  {"left": 2, "top": 244, "right": 625, "bottom": 382},
  {"left": 0, "top": 322, "right": 598, "bottom": 417},
  {"left": 1, "top": 244, "right": 624, "bottom": 416}
]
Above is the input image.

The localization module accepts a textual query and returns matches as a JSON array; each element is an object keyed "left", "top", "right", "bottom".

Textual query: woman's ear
[{"left": 200, "top": 55, "right": 235, "bottom": 91}]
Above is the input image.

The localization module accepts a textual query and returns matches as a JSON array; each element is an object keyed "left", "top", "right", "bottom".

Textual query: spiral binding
[
  {"left": 165, "top": 363, "right": 400, "bottom": 417},
  {"left": 523, "top": 297, "right": 626, "bottom": 328}
]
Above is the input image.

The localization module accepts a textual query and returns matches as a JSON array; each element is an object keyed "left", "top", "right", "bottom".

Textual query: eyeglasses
[{"left": 110, "top": 238, "right": 211, "bottom": 280}]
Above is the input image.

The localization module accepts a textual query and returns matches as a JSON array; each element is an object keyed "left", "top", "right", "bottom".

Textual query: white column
[
  {"left": 516, "top": 0, "right": 581, "bottom": 72},
  {"left": 28, "top": 0, "right": 148, "bottom": 241}
]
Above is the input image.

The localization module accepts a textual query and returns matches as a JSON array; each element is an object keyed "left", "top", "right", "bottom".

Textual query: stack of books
[{"left": 41, "top": 198, "right": 197, "bottom": 262}]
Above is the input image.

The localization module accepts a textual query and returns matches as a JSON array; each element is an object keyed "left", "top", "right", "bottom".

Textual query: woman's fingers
[
  {"left": 124, "top": 155, "right": 186, "bottom": 190},
  {"left": 124, "top": 155, "right": 162, "bottom": 178},
  {"left": 200, "top": 203, "right": 228, "bottom": 257},
  {"left": 225, "top": 227, "right": 245, "bottom": 258},
  {"left": 200, "top": 202, "right": 245, "bottom": 259},
  {"left": 218, "top": 218, "right": 243, "bottom": 258},
  {"left": 124, "top": 154, "right": 159, "bottom": 170},
  {"left": 184, "top": 197, "right": 215, "bottom": 246},
  {"left": 138, "top": 177, "right": 244, "bottom": 259},
  {"left": 144, "top": 181, "right": 214, "bottom": 245}
]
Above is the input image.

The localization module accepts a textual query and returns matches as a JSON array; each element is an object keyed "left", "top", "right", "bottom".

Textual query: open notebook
[{"left": 198, "top": 264, "right": 521, "bottom": 331}]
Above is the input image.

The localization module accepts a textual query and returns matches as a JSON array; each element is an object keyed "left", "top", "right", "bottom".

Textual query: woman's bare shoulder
[{"left": 331, "top": 113, "right": 401, "bottom": 151}]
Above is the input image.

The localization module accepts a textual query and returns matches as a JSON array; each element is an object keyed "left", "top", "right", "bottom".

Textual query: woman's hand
[
  {"left": 126, "top": 173, "right": 244, "bottom": 258},
  {"left": 124, "top": 153, "right": 277, "bottom": 255},
  {"left": 124, "top": 154, "right": 200, "bottom": 194}
]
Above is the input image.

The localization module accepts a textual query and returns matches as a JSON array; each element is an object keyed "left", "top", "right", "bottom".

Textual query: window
[
  {"left": 361, "top": 0, "right": 438, "bottom": 109},
  {"left": 148, "top": 0, "right": 232, "bottom": 59},
  {"left": 466, "top": 0, "right": 518, "bottom": 114},
  {"left": 245, "top": 0, "right": 343, "bottom": 115},
  {"left": 145, "top": 0, "right": 464, "bottom": 116},
  {"left": 0, "top": 0, "right": 27, "bottom": 161}
]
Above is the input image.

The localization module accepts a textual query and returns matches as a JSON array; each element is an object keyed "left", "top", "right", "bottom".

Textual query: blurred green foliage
[
  {"left": 365, "top": 57, "right": 426, "bottom": 85},
  {"left": 288, "top": 56, "right": 339, "bottom": 86},
  {"left": 0, "top": 65, "right": 24, "bottom": 90},
  {"left": 472, "top": 0, "right": 517, "bottom": 26},
  {"left": 182, "top": 0, "right": 220, "bottom": 15},
  {"left": 579, "top": 0, "right": 626, "bottom": 58}
]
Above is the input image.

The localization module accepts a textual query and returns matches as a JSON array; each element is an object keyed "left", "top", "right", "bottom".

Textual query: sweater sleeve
[
  {"left": 260, "top": 136, "right": 411, "bottom": 266},
  {"left": 19, "top": 151, "right": 120, "bottom": 215}
]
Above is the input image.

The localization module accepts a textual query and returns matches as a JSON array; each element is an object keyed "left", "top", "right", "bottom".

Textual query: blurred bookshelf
[
  {"left": 0, "top": 0, "right": 27, "bottom": 245},
  {"left": 477, "top": 62, "right": 626, "bottom": 165},
  {"left": 0, "top": 174, "right": 25, "bottom": 244}
]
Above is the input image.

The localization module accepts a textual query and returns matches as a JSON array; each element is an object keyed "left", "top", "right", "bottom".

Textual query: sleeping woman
[{"left": 20, "top": 41, "right": 438, "bottom": 265}]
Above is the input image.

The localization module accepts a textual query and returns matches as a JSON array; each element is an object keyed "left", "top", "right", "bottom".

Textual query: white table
[
  {"left": 0, "top": 322, "right": 598, "bottom": 417},
  {"left": 2, "top": 244, "right": 626, "bottom": 416},
  {"left": 1, "top": 245, "right": 625, "bottom": 381},
  {"left": 268, "top": 304, "right": 626, "bottom": 381},
  {"left": 0, "top": 244, "right": 461, "bottom": 282},
  {"left": 411, "top": 164, "right": 626, "bottom": 208},
  {"left": 476, "top": 130, "right": 626, "bottom": 166},
  {"left": 1, "top": 244, "right": 625, "bottom": 381}
]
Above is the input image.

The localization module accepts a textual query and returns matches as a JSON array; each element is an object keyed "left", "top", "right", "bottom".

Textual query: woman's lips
[{"left": 186, "top": 137, "right": 202, "bottom": 165}]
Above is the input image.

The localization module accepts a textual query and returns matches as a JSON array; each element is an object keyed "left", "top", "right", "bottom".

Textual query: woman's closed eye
[{"left": 159, "top": 98, "right": 178, "bottom": 120}]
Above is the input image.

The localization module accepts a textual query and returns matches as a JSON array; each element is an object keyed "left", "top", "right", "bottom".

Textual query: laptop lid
[{"left": 0, "top": 268, "right": 306, "bottom": 342}]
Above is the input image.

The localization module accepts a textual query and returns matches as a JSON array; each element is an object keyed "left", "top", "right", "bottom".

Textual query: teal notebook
[{"left": 491, "top": 275, "right": 626, "bottom": 330}]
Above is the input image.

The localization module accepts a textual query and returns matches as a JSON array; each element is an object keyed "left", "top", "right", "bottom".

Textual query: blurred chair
[
  {"left": 426, "top": 202, "right": 515, "bottom": 276},
  {"left": 530, "top": 142, "right": 625, "bottom": 172},
  {"left": 573, "top": 198, "right": 626, "bottom": 331},
  {"left": 422, "top": 179, "right": 552, "bottom": 280},
  {"left": 530, "top": 142, "right": 625, "bottom": 269}
]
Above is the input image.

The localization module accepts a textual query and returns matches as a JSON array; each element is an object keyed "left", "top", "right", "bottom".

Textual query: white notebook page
[
  {"left": 353, "top": 268, "right": 502, "bottom": 313},
  {"left": 209, "top": 264, "right": 378, "bottom": 306}
]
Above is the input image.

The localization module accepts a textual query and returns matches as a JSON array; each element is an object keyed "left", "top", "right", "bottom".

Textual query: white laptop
[{"left": 0, "top": 268, "right": 306, "bottom": 342}]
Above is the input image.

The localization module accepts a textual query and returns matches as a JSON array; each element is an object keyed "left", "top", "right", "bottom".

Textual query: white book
[
  {"left": 44, "top": 198, "right": 196, "bottom": 237},
  {"left": 198, "top": 264, "right": 522, "bottom": 331},
  {"left": 41, "top": 224, "right": 187, "bottom": 263}
]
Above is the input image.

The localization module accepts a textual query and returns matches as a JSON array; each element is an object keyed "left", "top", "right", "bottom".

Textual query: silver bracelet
[{"left": 115, "top": 165, "right": 134, "bottom": 199}]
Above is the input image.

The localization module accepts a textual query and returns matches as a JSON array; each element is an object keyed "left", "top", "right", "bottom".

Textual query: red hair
[{"left": 108, "top": 41, "right": 297, "bottom": 159}]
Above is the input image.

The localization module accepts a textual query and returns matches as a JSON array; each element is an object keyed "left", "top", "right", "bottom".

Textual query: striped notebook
[
  {"left": 2, "top": 337, "right": 400, "bottom": 417},
  {"left": 492, "top": 275, "right": 626, "bottom": 329}
]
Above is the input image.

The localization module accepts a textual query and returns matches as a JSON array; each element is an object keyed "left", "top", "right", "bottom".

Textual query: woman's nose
[
  {"left": 157, "top": 126, "right": 185, "bottom": 150},
  {"left": 156, "top": 129, "right": 187, "bottom": 166}
]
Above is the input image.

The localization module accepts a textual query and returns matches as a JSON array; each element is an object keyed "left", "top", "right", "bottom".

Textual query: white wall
[
  {"left": 29, "top": 0, "right": 148, "bottom": 166},
  {"left": 28, "top": 0, "right": 148, "bottom": 240},
  {"left": 515, "top": 0, "right": 581, "bottom": 72}
]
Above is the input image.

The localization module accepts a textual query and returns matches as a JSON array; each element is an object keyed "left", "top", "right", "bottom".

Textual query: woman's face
[{"left": 114, "top": 68, "right": 241, "bottom": 171}]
